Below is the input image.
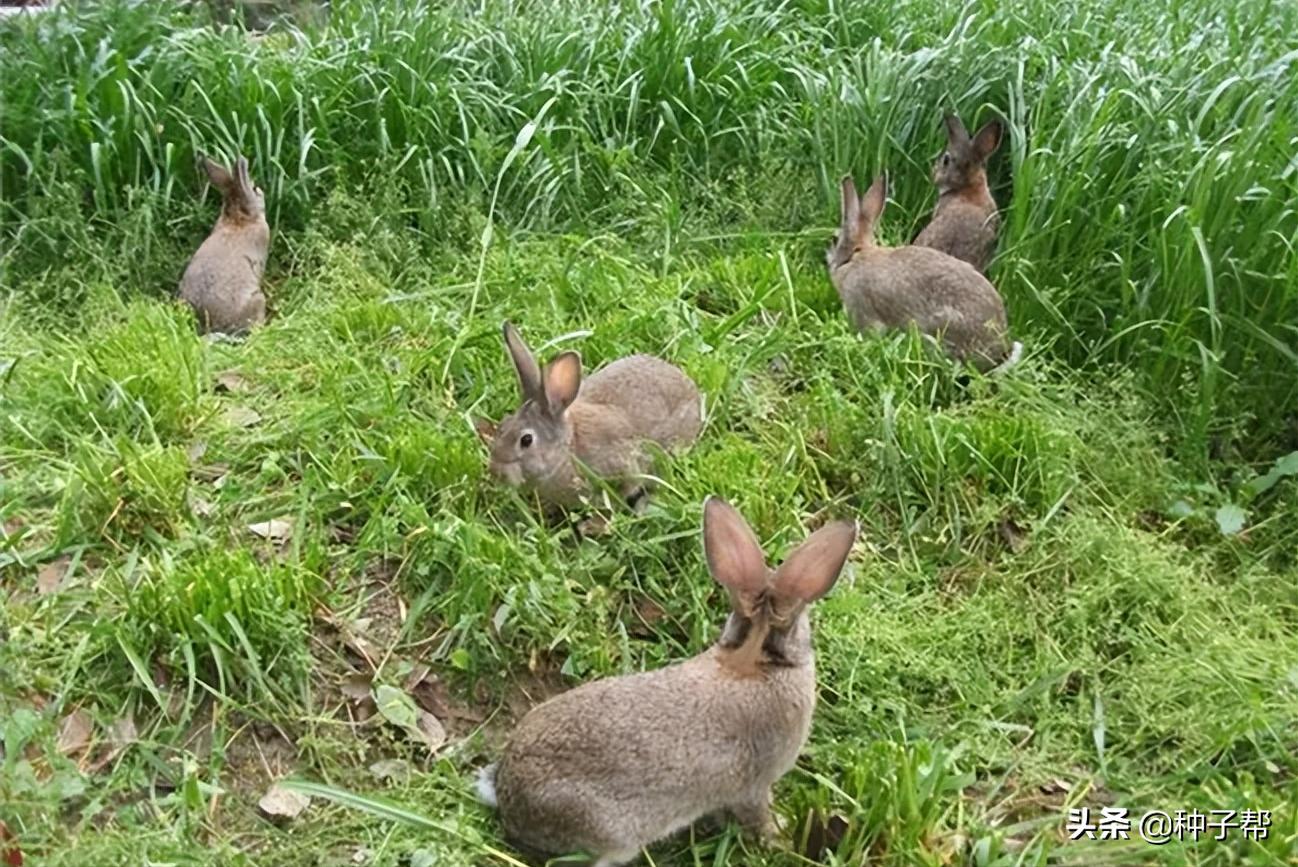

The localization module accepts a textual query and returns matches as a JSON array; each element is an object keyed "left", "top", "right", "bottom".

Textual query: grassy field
[{"left": 2, "top": 0, "right": 1298, "bottom": 864}]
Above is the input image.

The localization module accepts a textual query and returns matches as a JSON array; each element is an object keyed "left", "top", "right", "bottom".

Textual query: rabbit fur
[
  {"left": 179, "top": 155, "right": 269, "bottom": 335},
  {"left": 827, "top": 173, "right": 1015, "bottom": 372},
  {"left": 480, "top": 322, "right": 702, "bottom": 508},
  {"left": 482, "top": 497, "right": 858, "bottom": 866},
  {"left": 914, "top": 114, "right": 1003, "bottom": 272}
]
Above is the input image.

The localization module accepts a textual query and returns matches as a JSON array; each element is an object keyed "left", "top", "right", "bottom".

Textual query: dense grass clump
[
  {"left": 2, "top": 1, "right": 1297, "bottom": 865},
  {"left": 4, "top": 0, "right": 1298, "bottom": 453}
]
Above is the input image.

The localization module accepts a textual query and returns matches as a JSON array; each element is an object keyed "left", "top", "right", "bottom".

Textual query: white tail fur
[
  {"left": 990, "top": 341, "right": 1023, "bottom": 377},
  {"left": 475, "top": 763, "right": 499, "bottom": 808}
]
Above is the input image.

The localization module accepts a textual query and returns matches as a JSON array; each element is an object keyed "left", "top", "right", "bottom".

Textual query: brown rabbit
[
  {"left": 478, "top": 322, "right": 702, "bottom": 509},
  {"left": 827, "top": 173, "right": 1019, "bottom": 372},
  {"left": 477, "top": 497, "right": 858, "bottom": 866},
  {"left": 914, "top": 114, "right": 1003, "bottom": 272},
  {"left": 178, "top": 155, "right": 269, "bottom": 334}
]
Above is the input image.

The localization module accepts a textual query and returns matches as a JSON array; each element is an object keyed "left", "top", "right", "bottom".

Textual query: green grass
[{"left": 2, "top": 0, "right": 1297, "bottom": 865}]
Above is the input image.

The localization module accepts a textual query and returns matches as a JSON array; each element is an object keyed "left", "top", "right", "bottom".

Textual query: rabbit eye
[
  {"left": 941, "top": 153, "right": 951, "bottom": 166},
  {"left": 519, "top": 432, "right": 534, "bottom": 449}
]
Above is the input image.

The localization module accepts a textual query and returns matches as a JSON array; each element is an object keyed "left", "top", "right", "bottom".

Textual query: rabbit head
[
  {"left": 826, "top": 173, "right": 888, "bottom": 272},
  {"left": 932, "top": 115, "right": 1002, "bottom": 196},
  {"left": 704, "top": 498, "right": 856, "bottom": 672},
  {"left": 202, "top": 155, "right": 265, "bottom": 225},
  {"left": 487, "top": 322, "right": 583, "bottom": 489}
]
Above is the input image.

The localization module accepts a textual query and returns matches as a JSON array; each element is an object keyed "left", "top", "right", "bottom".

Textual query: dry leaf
[
  {"left": 214, "top": 370, "right": 249, "bottom": 393},
  {"left": 193, "top": 461, "right": 229, "bottom": 483},
  {"left": 20, "top": 692, "right": 49, "bottom": 712},
  {"left": 354, "top": 699, "right": 378, "bottom": 723},
  {"left": 188, "top": 494, "right": 216, "bottom": 519},
  {"left": 329, "top": 524, "right": 358, "bottom": 544},
  {"left": 108, "top": 715, "right": 138, "bottom": 748},
  {"left": 0, "top": 818, "right": 21, "bottom": 867},
  {"left": 577, "top": 513, "right": 611, "bottom": 537},
  {"left": 936, "top": 831, "right": 970, "bottom": 864},
  {"left": 258, "top": 782, "right": 311, "bottom": 822},
  {"left": 87, "top": 715, "right": 138, "bottom": 774},
  {"left": 247, "top": 518, "right": 293, "bottom": 542},
  {"left": 627, "top": 595, "right": 667, "bottom": 639},
  {"left": 37, "top": 557, "right": 70, "bottom": 595},
  {"left": 401, "top": 663, "right": 432, "bottom": 694},
  {"left": 340, "top": 618, "right": 379, "bottom": 666},
  {"left": 409, "top": 675, "right": 452, "bottom": 720},
  {"left": 185, "top": 440, "right": 208, "bottom": 463},
  {"left": 224, "top": 406, "right": 262, "bottom": 428},
  {"left": 801, "top": 810, "right": 850, "bottom": 860},
  {"left": 473, "top": 417, "right": 498, "bottom": 446},
  {"left": 415, "top": 710, "right": 446, "bottom": 752},
  {"left": 340, "top": 672, "right": 373, "bottom": 703},
  {"left": 636, "top": 597, "right": 666, "bottom": 625},
  {"left": 368, "top": 758, "right": 411, "bottom": 782},
  {"left": 998, "top": 517, "right": 1029, "bottom": 553},
  {"left": 57, "top": 708, "right": 93, "bottom": 760}
]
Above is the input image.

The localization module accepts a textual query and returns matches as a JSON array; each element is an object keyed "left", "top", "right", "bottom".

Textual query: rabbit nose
[{"left": 489, "top": 460, "right": 520, "bottom": 485}]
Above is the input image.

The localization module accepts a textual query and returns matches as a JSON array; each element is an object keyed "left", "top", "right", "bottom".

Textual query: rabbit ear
[
  {"left": 703, "top": 497, "right": 768, "bottom": 597},
  {"left": 972, "top": 120, "right": 1003, "bottom": 160},
  {"left": 201, "top": 156, "right": 234, "bottom": 191},
  {"left": 542, "top": 351, "right": 582, "bottom": 416},
  {"left": 502, "top": 322, "right": 543, "bottom": 402},
  {"left": 859, "top": 174, "right": 887, "bottom": 229},
  {"left": 474, "top": 417, "right": 498, "bottom": 446},
  {"left": 771, "top": 520, "right": 857, "bottom": 604},
  {"left": 234, "top": 155, "right": 255, "bottom": 197},
  {"left": 838, "top": 174, "right": 875, "bottom": 247},
  {"left": 943, "top": 114, "right": 970, "bottom": 147},
  {"left": 839, "top": 175, "right": 860, "bottom": 235}
]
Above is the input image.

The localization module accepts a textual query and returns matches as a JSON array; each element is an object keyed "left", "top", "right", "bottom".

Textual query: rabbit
[
  {"left": 476, "top": 322, "right": 703, "bottom": 509},
  {"left": 476, "top": 497, "right": 858, "bottom": 867},
  {"left": 178, "top": 155, "right": 269, "bottom": 335},
  {"left": 827, "top": 173, "right": 1020, "bottom": 372},
  {"left": 914, "top": 114, "right": 1004, "bottom": 272}
]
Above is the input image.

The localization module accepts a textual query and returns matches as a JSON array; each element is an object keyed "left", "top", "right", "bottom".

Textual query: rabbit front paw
[{"left": 731, "top": 792, "right": 783, "bottom": 843}]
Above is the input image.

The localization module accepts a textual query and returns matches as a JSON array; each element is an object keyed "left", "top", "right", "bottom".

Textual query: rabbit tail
[
  {"left": 475, "top": 763, "right": 499, "bottom": 808},
  {"left": 990, "top": 341, "right": 1023, "bottom": 377}
]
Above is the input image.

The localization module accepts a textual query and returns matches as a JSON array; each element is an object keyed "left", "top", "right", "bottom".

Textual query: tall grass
[
  {"left": 3, "top": 4, "right": 1298, "bottom": 863},
  {"left": 2, "top": 0, "right": 1296, "bottom": 455}
]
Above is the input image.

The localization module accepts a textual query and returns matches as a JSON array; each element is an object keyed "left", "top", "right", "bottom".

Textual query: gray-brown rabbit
[
  {"left": 477, "top": 497, "right": 858, "bottom": 866},
  {"left": 827, "top": 173, "right": 1018, "bottom": 372},
  {"left": 478, "top": 322, "right": 702, "bottom": 509},
  {"left": 914, "top": 114, "right": 1003, "bottom": 272},
  {"left": 178, "top": 155, "right": 269, "bottom": 334}
]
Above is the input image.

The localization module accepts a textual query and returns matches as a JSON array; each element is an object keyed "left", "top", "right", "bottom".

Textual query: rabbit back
[
  {"left": 495, "top": 648, "right": 814, "bottom": 858},
  {"left": 834, "top": 246, "right": 1009, "bottom": 369},
  {"left": 179, "top": 223, "right": 269, "bottom": 334},
  {"left": 914, "top": 198, "right": 999, "bottom": 272},
  {"left": 579, "top": 354, "right": 702, "bottom": 451}
]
